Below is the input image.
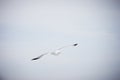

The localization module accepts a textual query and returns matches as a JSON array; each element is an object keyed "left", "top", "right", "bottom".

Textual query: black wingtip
[
  {"left": 31, "top": 57, "right": 39, "bottom": 61},
  {"left": 73, "top": 43, "right": 78, "bottom": 46}
]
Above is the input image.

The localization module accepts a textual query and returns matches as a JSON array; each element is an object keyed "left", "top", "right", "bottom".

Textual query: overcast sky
[{"left": 0, "top": 0, "right": 120, "bottom": 80}]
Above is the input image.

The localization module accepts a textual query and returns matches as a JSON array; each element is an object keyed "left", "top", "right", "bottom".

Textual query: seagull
[{"left": 31, "top": 43, "right": 78, "bottom": 61}]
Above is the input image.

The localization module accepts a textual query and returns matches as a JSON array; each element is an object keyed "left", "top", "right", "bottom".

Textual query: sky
[{"left": 0, "top": 0, "right": 120, "bottom": 80}]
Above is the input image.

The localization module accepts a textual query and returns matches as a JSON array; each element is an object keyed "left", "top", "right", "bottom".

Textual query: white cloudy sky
[{"left": 0, "top": 0, "right": 119, "bottom": 80}]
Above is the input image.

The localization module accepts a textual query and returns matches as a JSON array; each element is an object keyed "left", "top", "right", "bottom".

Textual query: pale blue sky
[{"left": 0, "top": 0, "right": 119, "bottom": 80}]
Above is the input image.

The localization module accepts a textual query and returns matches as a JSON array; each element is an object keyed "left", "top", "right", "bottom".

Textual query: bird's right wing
[
  {"left": 57, "top": 43, "right": 78, "bottom": 50},
  {"left": 51, "top": 43, "right": 78, "bottom": 55}
]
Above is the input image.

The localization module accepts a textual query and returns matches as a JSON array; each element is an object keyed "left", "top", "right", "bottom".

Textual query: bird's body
[
  {"left": 31, "top": 43, "right": 78, "bottom": 61},
  {"left": 51, "top": 50, "right": 61, "bottom": 55}
]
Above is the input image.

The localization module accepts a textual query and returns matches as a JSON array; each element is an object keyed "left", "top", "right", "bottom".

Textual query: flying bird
[{"left": 31, "top": 43, "right": 78, "bottom": 61}]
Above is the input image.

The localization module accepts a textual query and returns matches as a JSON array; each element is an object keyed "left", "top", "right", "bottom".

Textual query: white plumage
[{"left": 31, "top": 43, "right": 78, "bottom": 61}]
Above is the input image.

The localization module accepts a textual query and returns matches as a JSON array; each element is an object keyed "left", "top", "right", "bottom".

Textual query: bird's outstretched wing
[
  {"left": 51, "top": 43, "right": 78, "bottom": 55},
  {"left": 31, "top": 53, "right": 48, "bottom": 61},
  {"left": 57, "top": 43, "right": 78, "bottom": 50}
]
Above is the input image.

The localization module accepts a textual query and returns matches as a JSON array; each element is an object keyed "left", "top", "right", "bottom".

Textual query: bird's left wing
[{"left": 31, "top": 53, "right": 48, "bottom": 61}]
